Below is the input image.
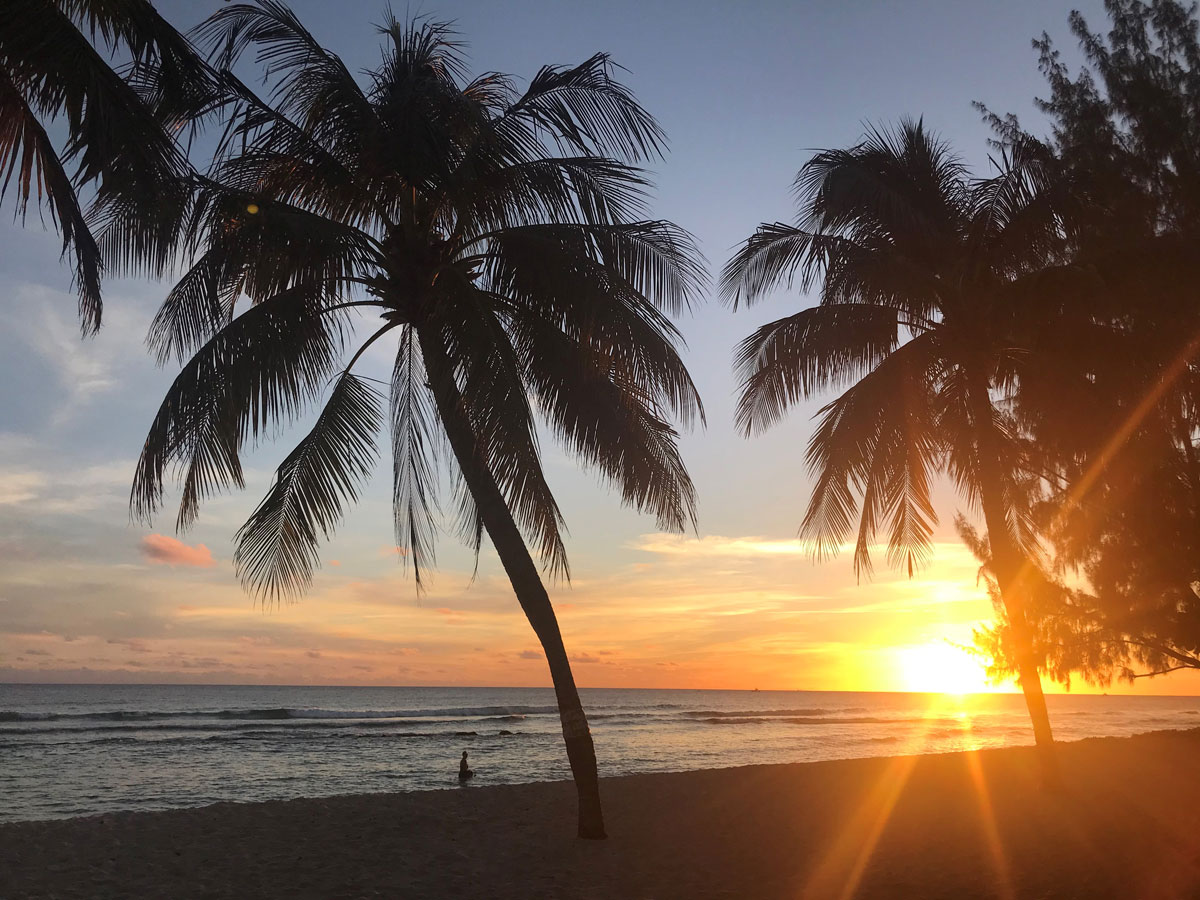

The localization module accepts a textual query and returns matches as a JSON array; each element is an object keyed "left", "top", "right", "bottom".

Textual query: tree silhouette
[
  {"left": 976, "top": 0, "right": 1200, "bottom": 687},
  {"left": 723, "top": 121, "right": 1084, "bottom": 774},
  {"left": 131, "top": 3, "right": 704, "bottom": 839}
]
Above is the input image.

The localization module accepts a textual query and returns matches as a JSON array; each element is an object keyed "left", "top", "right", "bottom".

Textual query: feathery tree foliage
[
  {"left": 0, "top": 0, "right": 214, "bottom": 333},
  {"left": 976, "top": 0, "right": 1200, "bottom": 686},
  {"left": 131, "top": 3, "right": 704, "bottom": 839},
  {"left": 722, "top": 120, "right": 1093, "bottom": 769}
]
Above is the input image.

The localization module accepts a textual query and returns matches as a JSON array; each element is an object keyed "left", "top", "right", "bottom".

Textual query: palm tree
[
  {"left": 131, "top": 3, "right": 704, "bottom": 839},
  {"left": 722, "top": 121, "right": 1083, "bottom": 775},
  {"left": 0, "top": 0, "right": 213, "bottom": 333}
]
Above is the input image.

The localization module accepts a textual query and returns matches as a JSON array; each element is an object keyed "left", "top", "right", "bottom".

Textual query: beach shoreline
[{"left": 4, "top": 728, "right": 1200, "bottom": 898}]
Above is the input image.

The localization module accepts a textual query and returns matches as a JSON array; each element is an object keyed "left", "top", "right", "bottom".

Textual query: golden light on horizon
[{"left": 895, "top": 640, "right": 995, "bottom": 695}]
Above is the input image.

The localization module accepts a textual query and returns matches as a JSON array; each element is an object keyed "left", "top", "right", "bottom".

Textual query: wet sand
[{"left": 3, "top": 728, "right": 1200, "bottom": 898}]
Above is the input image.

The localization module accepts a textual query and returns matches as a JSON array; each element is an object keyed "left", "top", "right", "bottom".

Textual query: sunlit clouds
[{"left": 140, "top": 534, "right": 216, "bottom": 568}]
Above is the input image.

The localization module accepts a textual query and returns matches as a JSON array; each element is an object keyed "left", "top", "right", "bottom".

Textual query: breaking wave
[{"left": 0, "top": 705, "right": 559, "bottom": 724}]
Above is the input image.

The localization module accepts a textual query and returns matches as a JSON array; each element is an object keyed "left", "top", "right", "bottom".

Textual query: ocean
[{"left": 2, "top": 683, "right": 1197, "bottom": 823}]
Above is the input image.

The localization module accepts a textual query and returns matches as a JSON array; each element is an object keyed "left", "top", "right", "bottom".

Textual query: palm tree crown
[
  {"left": 133, "top": 4, "right": 704, "bottom": 595},
  {"left": 723, "top": 120, "right": 1071, "bottom": 579}
]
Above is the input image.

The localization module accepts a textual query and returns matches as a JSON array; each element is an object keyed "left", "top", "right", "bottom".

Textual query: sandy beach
[{"left": 2, "top": 729, "right": 1199, "bottom": 899}]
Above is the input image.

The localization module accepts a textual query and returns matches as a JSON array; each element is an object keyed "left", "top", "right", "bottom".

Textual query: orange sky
[{"left": 5, "top": 520, "right": 1198, "bottom": 695}]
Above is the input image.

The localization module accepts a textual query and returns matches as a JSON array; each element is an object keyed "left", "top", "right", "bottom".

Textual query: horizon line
[{"left": 8, "top": 681, "right": 1187, "bottom": 698}]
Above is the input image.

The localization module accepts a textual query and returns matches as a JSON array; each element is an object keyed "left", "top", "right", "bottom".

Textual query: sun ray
[
  {"left": 962, "top": 720, "right": 1017, "bottom": 900},
  {"left": 801, "top": 696, "right": 947, "bottom": 899},
  {"left": 1012, "top": 327, "right": 1200, "bottom": 602},
  {"left": 800, "top": 753, "right": 920, "bottom": 900}
]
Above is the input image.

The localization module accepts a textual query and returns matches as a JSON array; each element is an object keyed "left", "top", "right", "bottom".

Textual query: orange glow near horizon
[{"left": 7, "top": 530, "right": 1200, "bottom": 695}]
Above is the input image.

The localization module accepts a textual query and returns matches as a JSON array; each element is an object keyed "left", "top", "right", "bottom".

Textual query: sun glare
[{"left": 896, "top": 641, "right": 993, "bottom": 694}]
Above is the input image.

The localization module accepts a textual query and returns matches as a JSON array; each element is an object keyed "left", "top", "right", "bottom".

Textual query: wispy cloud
[
  {"left": 632, "top": 533, "right": 983, "bottom": 571},
  {"left": 0, "top": 460, "right": 135, "bottom": 514},
  {"left": 0, "top": 470, "right": 46, "bottom": 505},
  {"left": 5, "top": 283, "right": 151, "bottom": 424},
  {"left": 633, "top": 533, "right": 812, "bottom": 557}
]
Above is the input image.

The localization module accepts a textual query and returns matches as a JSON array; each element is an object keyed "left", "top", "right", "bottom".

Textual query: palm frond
[
  {"left": 145, "top": 244, "right": 240, "bottom": 365},
  {"left": 194, "top": 0, "right": 375, "bottom": 160},
  {"left": 390, "top": 326, "right": 441, "bottom": 586},
  {"left": 4, "top": 0, "right": 196, "bottom": 283},
  {"left": 719, "top": 223, "right": 814, "bottom": 309},
  {"left": 969, "top": 139, "right": 1070, "bottom": 275},
  {"left": 132, "top": 283, "right": 347, "bottom": 529},
  {"left": 184, "top": 176, "right": 383, "bottom": 299},
  {"left": 943, "top": 390, "right": 1035, "bottom": 560},
  {"left": 61, "top": 0, "right": 218, "bottom": 121},
  {"left": 235, "top": 371, "right": 381, "bottom": 601},
  {"left": 479, "top": 222, "right": 705, "bottom": 419},
  {"left": 505, "top": 53, "right": 666, "bottom": 162},
  {"left": 374, "top": 14, "right": 469, "bottom": 85},
  {"left": 734, "top": 303, "right": 901, "bottom": 435},
  {"left": 0, "top": 68, "right": 103, "bottom": 333},
  {"left": 206, "top": 72, "right": 378, "bottom": 229},
  {"left": 509, "top": 307, "right": 697, "bottom": 532},
  {"left": 449, "top": 468, "right": 486, "bottom": 569},
  {"left": 433, "top": 289, "right": 570, "bottom": 578},
  {"left": 801, "top": 333, "right": 942, "bottom": 578},
  {"left": 798, "top": 119, "right": 967, "bottom": 248},
  {"left": 449, "top": 157, "right": 653, "bottom": 235},
  {"left": 722, "top": 223, "right": 944, "bottom": 316},
  {"left": 489, "top": 221, "right": 704, "bottom": 315}
]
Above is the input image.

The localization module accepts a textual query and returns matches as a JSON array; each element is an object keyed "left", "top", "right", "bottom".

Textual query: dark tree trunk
[
  {"left": 967, "top": 374, "right": 1058, "bottom": 781},
  {"left": 417, "top": 327, "right": 606, "bottom": 839}
]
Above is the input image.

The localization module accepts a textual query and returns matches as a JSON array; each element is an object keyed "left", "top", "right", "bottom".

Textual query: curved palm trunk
[
  {"left": 417, "top": 327, "right": 606, "bottom": 839},
  {"left": 967, "top": 376, "right": 1058, "bottom": 781}
]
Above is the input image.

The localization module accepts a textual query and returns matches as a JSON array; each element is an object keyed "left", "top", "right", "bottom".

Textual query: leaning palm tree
[
  {"left": 0, "top": 0, "right": 214, "bottom": 333},
  {"left": 722, "top": 121, "right": 1081, "bottom": 774},
  {"left": 131, "top": 4, "right": 704, "bottom": 839}
]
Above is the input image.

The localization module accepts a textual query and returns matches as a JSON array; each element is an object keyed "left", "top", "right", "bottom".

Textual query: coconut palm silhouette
[{"left": 132, "top": 3, "right": 705, "bottom": 839}]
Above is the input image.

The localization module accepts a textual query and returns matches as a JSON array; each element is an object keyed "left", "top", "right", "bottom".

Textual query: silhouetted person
[{"left": 458, "top": 751, "right": 474, "bottom": 782}]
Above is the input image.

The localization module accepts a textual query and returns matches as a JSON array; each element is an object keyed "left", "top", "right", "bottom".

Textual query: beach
[{"left": 3, "top": 728, "right": 1199, "bottom": 899}]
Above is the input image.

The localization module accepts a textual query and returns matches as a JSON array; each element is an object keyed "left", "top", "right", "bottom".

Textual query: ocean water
[{"left": 1, "top": 684, "right": 1197, "bottom": 823}]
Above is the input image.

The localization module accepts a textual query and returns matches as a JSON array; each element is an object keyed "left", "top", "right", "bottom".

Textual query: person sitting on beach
[{"left": 458, "top": 751, "right": 474, "bottom": 781}]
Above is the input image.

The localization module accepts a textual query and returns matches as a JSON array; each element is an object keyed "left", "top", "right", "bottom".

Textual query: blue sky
[{"left": 11, "top": 0, "right": 1187, "bottom": 693}]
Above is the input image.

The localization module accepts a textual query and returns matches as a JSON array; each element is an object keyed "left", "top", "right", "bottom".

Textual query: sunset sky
[{"left": 3, "top": 0, "right": 1194, "bottom": 694}]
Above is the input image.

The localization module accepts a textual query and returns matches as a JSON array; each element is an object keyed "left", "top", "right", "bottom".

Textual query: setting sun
[{"left": 896, "top": 641, "right": 997, "bottom": 694}]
